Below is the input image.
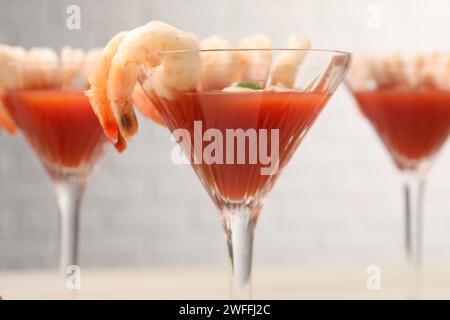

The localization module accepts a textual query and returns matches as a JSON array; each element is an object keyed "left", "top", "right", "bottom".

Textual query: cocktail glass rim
[{"left": 159, "top": 48, "right": 351, "bottom": 57}]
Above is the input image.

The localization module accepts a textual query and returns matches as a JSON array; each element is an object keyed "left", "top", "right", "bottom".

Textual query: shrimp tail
[
  {"left": 110, "top": 97, "right": 138, "bottom": 138},
  {"left": 114, "top": 132, "right": 127, "bottom": 152}
]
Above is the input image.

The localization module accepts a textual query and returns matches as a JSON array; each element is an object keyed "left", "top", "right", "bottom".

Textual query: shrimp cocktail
[
  {"left": 0, "top": 45, "right": 108, "bottom": 277},
  {"left": 347, "top": 53, "right": 450, "bottom": 294},
  {"left": 87, "top": 20, "right": 351, "bottom": 298}
]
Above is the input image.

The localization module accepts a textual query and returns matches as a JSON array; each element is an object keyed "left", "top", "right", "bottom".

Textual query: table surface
[{"left": 1, "top": 263, "right": 450, "bottom": 299}]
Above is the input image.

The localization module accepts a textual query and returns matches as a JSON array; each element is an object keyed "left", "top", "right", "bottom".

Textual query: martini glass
[
  {"left": 138, "top": 49, "right": 351, "bottom": 298},
  {"left": 346, "top": 54, "right": 450, "bottom": 294},
  {"left": 1, "top": 61, "right": 108, "bottom": 275}
]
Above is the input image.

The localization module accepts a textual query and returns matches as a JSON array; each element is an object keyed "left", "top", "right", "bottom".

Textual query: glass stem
[
  {"left": 403, "top": 172, "right": 426, "bottom": 292},
  {"left": 224, "top": 207, "right": 255, "bottom": 299},
  {"left": 54, "top": 179, "right": 85, "bottom": 274}
]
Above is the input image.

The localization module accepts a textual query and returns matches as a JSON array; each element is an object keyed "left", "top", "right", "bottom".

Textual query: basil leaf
[{"left": 236, "top": 82, "right": 262, "bottom": 90}]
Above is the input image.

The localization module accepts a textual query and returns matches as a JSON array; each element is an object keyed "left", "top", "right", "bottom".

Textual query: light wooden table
[{"left": 1, "top": 263, "right": 450, "bottom": 299}]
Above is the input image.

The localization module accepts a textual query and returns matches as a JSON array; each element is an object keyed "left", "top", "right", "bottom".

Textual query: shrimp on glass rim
[
  {"left": 270, "top": 35, "right": 310, "bottom": 88},
  {"left": 131, "top": 83, "right": 165, "bottom": 126},
  {"left": 86, "top": 32, "right": 128, "bottom": 147},
  {"left": 200, "top": 36, "right": 239, "bottom": 90},
  {"left": 86, "top": 21, "right": 201, "bottom": 151},
  {"left": 0, "top": 45, "right": 26, "bottom": 134},
  {"left": 24, "top": 47, "right": 59, "bottom": 89},
  {"left": 60, "top": 46, "right": 85, "bottom": 86},
  {"left": 236, "top": 34, "right": 272, "bottom": 86}
]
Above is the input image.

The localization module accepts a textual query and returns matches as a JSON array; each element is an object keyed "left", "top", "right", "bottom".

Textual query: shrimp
[
  {"left": 438, "top": 53, "right": 450, "bottom": 90},
  {"left": 347, "top": 53, "right": 375, "bottom": 91},
  {"left": 201, "top": 35, "right": 230, "bottom": 49},
  {"left": 85, "top": 48, "right": 165, "bottom": 131},
  {"left": 84, "top": 46, "right": 130, "bottom": 152},
  {"left": 350, "top": 53, "right": 450, "bottom": 92},
  {"left": 235, "top": 34, "right": 271, "bottom": 87},
  {"left": 24, "top": 47, "right": 59, "bottom": 89},
  {"left": 270, "top": 35, "right": 310, "bottom": 88},
  {"left": 200, "top": 36, "right": 239, "bottom": 90},
  {"left": 131, "top": 82, "right": 165, "bottom": 126},
  {"left": 385, "top": 54, "right": 410, "bottom": 90},
  {"left": 60, "top": 46, "right": 84, "bottom": 85},
  {"left": 98, "top": 21, "right": 201, "bottom": 140},
  {"left": 414, "top": 52, "right": 450, "bottom": 90},
  {"left": 370, "top": 54, "right": 410, "bottom": 90},
  {"left": 86, "top": 32, "right": 128, "bottom": 145},
  {"left": 0, "top": 45, "right": 26, "bottom": 134},
  {"left": 0, "top": 45, "right": 26, "bottom": 89}
]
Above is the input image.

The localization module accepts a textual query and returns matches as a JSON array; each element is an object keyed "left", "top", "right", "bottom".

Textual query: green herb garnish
[{"left": 236, "top": 82, "right": 262, "bottom": 90}]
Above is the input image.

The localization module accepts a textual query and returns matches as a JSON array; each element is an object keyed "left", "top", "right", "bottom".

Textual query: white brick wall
[{"left": 1, "top": 0, "right": 450, "bottom": 270}]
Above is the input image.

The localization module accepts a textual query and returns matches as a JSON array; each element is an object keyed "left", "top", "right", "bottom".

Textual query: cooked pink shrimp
[
  {"left": 0, "top": 45, "right": 26, "bottom": 134},
  {"left": 131, "top": 83, "right": 165, "bottom": 125},
  {"left": 60, "top": 46, "right": 84, "bottom": 85},
  {"left": 0, "top": 45, "right": 26, "bottom": 89},
  {"left": 87, "top": 21, "right": 201, "bottom": 148},
  {"left": 235, "top": 34, "right": 271, "bottom": 86},
  {"left": 200, "top": 36, "right": 239, "bottom": 90},
  {"left": 86, "top": 32, "right": 127, "bottom": 144},
  {"left": 24, "top": 47, "right": 59, "bottom": 88},
  {"left": 107, "top": 21, "right": 200, "bottom": 139},
  {"left": 435, "top": 53, "right": 450, "bottom": 90},
  {"left": 347, "top": 53, "right": 375, "bottom": 91},
  {"left": 270, "top": 35, "right": 310, "bottom": 88},
  {"left": 369, "top": 54, "right": 409, "bottom": 90},
  {"left": 414, "top": 52, "right": 450, "bottom": 90}
]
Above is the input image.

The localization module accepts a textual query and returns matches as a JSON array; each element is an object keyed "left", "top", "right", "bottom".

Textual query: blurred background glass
[{"left": 1, "top": 0, "right": 450, "bottom": 271}]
